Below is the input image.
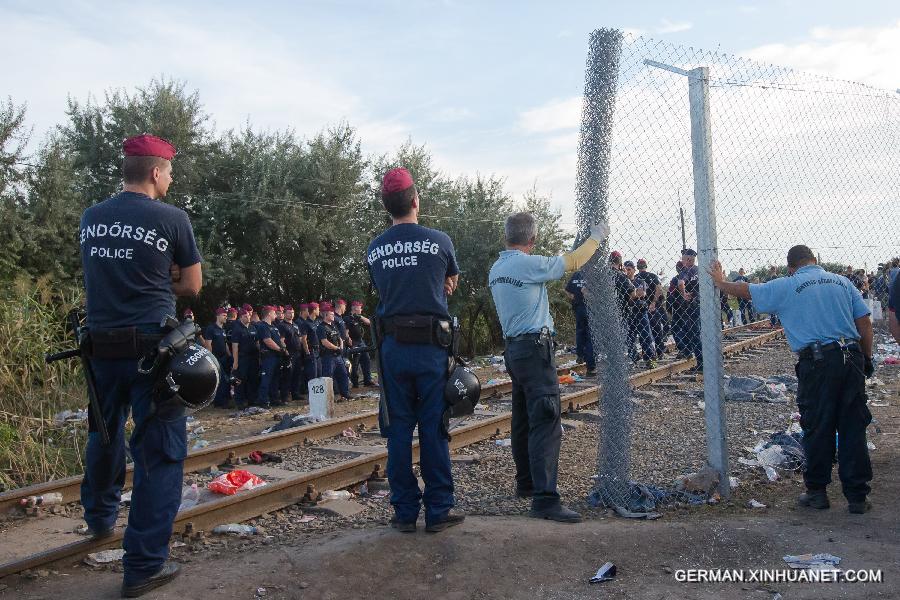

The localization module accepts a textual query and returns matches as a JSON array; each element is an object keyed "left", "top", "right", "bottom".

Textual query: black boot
[
  {"left": 425, "top": 509, "right": 466, "bottom": 533},
  {"left": 121, "top": 562, "right": 181, "bottom": 598},
  {"left": 529, "top": 504, "right": 582, "bottom": 523},
  {"left": 797, "top": 490, "right": 830, "bottom": 509},
  {"left": 848, "top": 498, "right": 872, "bottom": 514}
]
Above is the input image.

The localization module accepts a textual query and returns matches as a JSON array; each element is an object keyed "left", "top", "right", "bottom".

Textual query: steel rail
[{"left": 0, "top": 325, "right": 782, "bottom": 577}]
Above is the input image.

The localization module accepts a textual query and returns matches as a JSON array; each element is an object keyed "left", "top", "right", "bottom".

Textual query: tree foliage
[{"left": 0, "top": 80, "right": 571, "bottom": 355}]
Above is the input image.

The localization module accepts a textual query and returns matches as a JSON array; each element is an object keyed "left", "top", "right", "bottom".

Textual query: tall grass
[{"left": 0, "top": 277, "right": 87, "bottom": 490}]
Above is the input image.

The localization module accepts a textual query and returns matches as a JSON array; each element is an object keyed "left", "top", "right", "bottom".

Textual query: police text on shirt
[
  {"left": 367, "top": 239, "right": 441, "bottom": 270},
  {"left": 80, "top": 221, "right": 172, "bottom": 260}
]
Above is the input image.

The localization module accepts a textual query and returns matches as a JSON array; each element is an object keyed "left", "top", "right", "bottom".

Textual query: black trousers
[
  {"left": 796, "top": 347, "right": 872, "bottom": 501},
  {"left": 504, "top": 336, "right": 562, "bottom": 510}
]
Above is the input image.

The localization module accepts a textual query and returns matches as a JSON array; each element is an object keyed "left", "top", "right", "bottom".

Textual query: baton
[{"left": 369, "top": 319, "right": 390, "bottom": 429}]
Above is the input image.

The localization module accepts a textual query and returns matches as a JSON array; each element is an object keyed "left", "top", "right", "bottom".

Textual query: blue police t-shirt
[
  {"left": 203, "top": 323, "right": 229, "bottom": 357},
  {"left": 80, "top": 192, "right": 201, "bottom": 328},
  {"left": 749, "top": 264, "right": 870, "bottom": 352},
  {"left": 565, "top": 271, "right": 586, "bottom": 305},
  {"left": 889, "top": 274, "right": 900, "bottom": 314},
  {"left": 232, "top": 322, "right": 255, "bottom": 356},
  {"left": 367, "top": 223, "right": 459, "bottom": 319},
  {"left": 488, "top": 250, "right": 565, "bottom": 337}
]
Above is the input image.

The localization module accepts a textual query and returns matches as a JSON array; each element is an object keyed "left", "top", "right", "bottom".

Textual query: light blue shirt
[
  {"left": 749, "top": 264, "right": 870, "bottom": 352},
  {"left": 489, "top": 250, "right": 565, "bottom": 338}
]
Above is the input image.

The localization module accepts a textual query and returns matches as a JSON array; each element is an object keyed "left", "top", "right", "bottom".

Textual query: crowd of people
[{"left": 193, "top": 300, "right": 375, "bottom": 410}]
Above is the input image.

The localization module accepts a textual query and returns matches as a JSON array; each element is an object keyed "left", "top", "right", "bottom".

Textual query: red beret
[
  {"left": 238, "top": 308, "right": 249, "bottom": 317},
  {"left": 298, "top": 303, "right": 309, "bottom": 311},
  {"left": 261, "top": 305, "right": 275, "bottom": 314},
  {"left": 320, "top": 302, "right": 334, "bottom": 313},
  {"left": 276, "top": 305, "right": 284, "bottom": 312},
  {"left": 382, "top": 168, "right": 414, "bottom": 196},
  {"left": 351, "top": 300, "right": 363, "bottom": 307},
  {"left": 123, "top": 134, "right": 176, "bottom": 160},
  {"left": 336, "top": 298, "right": 346, "bottom": 305},
  {"left": 214, "top": 307, "right": 227, "bottom": 316},
  {"left": 227, "top": 307, "right": 238, "bottom": 315},
  {"left": 308, "top": 302, "right": 319, "bottom": 309},
  {"left": 610, "top": 251, "right": 622, "bottom": 258},
  {"left": 284, "top": 305, "right": 294, "bottom": 312},
  {"left": 241, "top": 303, "right": 253, "bottom": 312},
  {"left": 183, "top": 308, "right": 194, "bottom": 317}
]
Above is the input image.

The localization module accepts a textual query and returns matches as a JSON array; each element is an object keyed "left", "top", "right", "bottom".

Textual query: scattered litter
[
  {"left": 341, "top": 427, "right": 360, "bottom": 439},
  {"left": 589, "top": 481, "right": 704, "bottom": 514},
  {"left": 589, "top": 562, "right": 617, "bottom": 584},
  {"left": 724, "top": 375, "right": 790, "bottom": 403},
  {"left": 558, "top": 374, "right": 576, "bottom": 385},
  {"left": 53, "top": 409, "right": 88, "bottom": 425},
  {"left": 178, "top": 484, "right": 200, "bottom": 511},
  {"left": 212, "top": 523, "right": 258, "bottom": 535},
  {"left": 372, "top": 490, "right": 389, "bottom": 498},
  {"left": 473, "top": 403, "right": 488, "bottom": 410},
  {"left": 883, "top": 357, "right": 900, "bottom": 365},
  {"left": 261, "top": 412, "right": 321, "bottom": 434},
  {"left": 558, "top": 359, "right": 578, "bottom": 369},
  {"left": 249, "top": 450, "right": 282, "bottom": 464},
  {"left": 867, "top": 441, "right": 876, "bottom": 451},
  {"left": 256, "top": 586, "right": 267, "bottom": 597},
  {"left": 783, "top": 553, "right": 841, "bottom": 571},
  {"left": 747, "top": 499, "right": 767, "bottom": 509},
  {"left": 120, "top": 490, "right": 132, "bottom": 505},
  {"left": 486, "top": 378, "right": 510, "bottom": 386},
  {"left": 207, "top": 470, "right": 267, "bottom": 495},
  {"left": 298, "top": 515, "right": 317, "bottom": 523},
  {"left": 191, "top": 440, "right": 209, "bottom": 450},
  {"left": 320, "top": 490, "right": 352, "bottom": 501},
  {"left": 867, "top": 377, "right": 885, "bottom": 387},
  {"left": 729, "top": 476, "right": 740, "bottom": 489},
  {"left": 495, "top": 439, "right": 512, "bottom": 447},
  {"left": 84, "top": 549, "right": 125, "bottom": 566},
  {"left": 675, "top": 466, "right": 720, "bottom": 496},
  {"left": 231, "top": 406, "right": 269, "bottom": 417},
  {"left": 171, "top": 541, "right": 187, "bottom": 548},
  {"left": 568, "top": 371, "right": 584, "bottom": 382}
]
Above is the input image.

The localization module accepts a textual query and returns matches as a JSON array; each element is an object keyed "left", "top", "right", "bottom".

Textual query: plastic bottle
[
  {"left": 212, "top": 523, "right": 258, "bottom": 535},
  {"left": 320, "top": 490, "right": 352, "bottom": 501},
  {"left": 178, "top": 484, "right": 200, "bottom": 512},
  {"left": 20, "top": 492, "right": 64, "bottom": 508}
]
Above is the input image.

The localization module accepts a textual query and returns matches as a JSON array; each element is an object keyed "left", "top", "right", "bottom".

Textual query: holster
[
  {"left": 381, "top": 315, "right": 452, "bottom": 348},
  {"left": 87, "top": 328, "right": 163, "bottom": 359}
]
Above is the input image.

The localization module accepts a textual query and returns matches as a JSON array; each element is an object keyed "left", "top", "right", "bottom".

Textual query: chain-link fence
[{"left": 576, "top": 28, "right": 900, "bottom": 514}]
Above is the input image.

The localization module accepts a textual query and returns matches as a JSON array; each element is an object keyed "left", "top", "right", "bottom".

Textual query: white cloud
[
  {"left": 655, "top": 19, "right": 693, "bottom": 34},
  {"left": 517, "top": 97, "right": 582, "bottom": 133},
  {"left": 743, "top": 20, "right": 900, "bottom": 89},
  {"left": 0, "top": 4, "right": 412, "bottom": 156},
  {"left": 432, "top": 107, "right": 473, "bottom": 123}
]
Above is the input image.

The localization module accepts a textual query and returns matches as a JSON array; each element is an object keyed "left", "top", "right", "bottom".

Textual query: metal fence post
[{"left": 688, "top": 66, "right": 731, "bottom": 499}]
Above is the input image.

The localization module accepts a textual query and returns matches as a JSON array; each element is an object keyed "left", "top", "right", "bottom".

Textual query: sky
[{"left": 3, "top": 0, "right": 900, "bottom": 240}]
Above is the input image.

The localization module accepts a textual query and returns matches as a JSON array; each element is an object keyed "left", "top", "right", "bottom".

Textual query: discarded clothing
[{"left": 724, "top": 375, "right": 790, "bottom": 403}]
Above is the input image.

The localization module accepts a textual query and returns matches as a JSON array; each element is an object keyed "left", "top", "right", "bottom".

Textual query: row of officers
[{"left": 194, "top": 300, "right": 375, "bottom": 409}]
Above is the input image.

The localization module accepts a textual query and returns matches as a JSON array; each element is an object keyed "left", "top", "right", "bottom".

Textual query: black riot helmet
[
  {"left": 444, "top": 358, "right": 480, "bottom": 418},
  {"left": 160, "top": 342, "right": 220, "bottom": 411},
  {"left": 138, "top": 316, "right": 220, "bottom": 417}
]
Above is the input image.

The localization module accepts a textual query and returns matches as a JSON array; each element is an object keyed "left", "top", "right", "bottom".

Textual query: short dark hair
[
  {"left": 786, "top": 244, "right": 816, "bottom": 268},
  {"left": 122, "top": 156, "right": 169, "bottom": 184},
  {"left": 382, "top": 186, "right": 417, "bottom": 218}
]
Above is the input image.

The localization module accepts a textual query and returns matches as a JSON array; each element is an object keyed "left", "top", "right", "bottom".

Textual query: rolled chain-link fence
[{"left": 577, "top": 28, "right": 900, "bottom": 514}]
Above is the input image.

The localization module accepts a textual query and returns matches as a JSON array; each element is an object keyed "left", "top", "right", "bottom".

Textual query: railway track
[{"left": 0, "top": 321, "right": 781, "bottom": 577}]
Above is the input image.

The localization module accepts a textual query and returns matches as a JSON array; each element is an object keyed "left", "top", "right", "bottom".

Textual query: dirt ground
[{"left": 3, "top": 342, "right": 898, "bottom": 600}]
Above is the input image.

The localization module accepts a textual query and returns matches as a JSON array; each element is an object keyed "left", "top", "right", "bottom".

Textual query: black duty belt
[
  {"left": 798, "top": 340, "right": 859, "bottom": 360},
  {"left": 505, "top": 332, "right": 542, "bottom": 343},
  {"left": 88, "top": 328, "right": 164, "bottom": 360}
]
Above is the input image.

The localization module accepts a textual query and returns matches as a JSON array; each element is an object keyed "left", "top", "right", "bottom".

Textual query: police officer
[
  {"left": 624, "top": 260, "right": 658, "bottom": 368},
  {"left": 710, "top": 245, "right": 875, "bottom": 513},
  {"left": 257, "top": 306, "right": 288, "bottom": 408},
  {"left": 732, "top": 268, "right": 755, "bottom": 324},
  {"left": 489, "top": 212, "right": 609, "bottom": 523},
  {"left": 346, "top": 300, "right": 375, "bottom": 387},
  {"left": 276, "top": 305, "right": 296, "bottom": 404},
  {"left": 334, "top": 299, "right": 353, "bottom": 349},
  {"left": 303, "top": 302, "right": 322, "bottom": 387},
  {"left": 677, "top": 248, "right": 703, "bottom": 372},
  {"left": 636, "top": 258, "right": 668, "bottom": 357},
  {"left": 281, "top": 305, "right": 306, "bottom": 402},
  {"left": 564, "top": 270, "right": 595, "bottom": 376},
  {"left": 79, "top": 134, "right": 201, "bottom": 596},
  {"left": 367, "top": 167, "right": 463, "bottom": 533},
  {"left": 666, "top": 261, "right": 689, "bottom": 357},
  {"left": 230, "top": 308, "right": 257, "bottom": 409},
  {"left": 202, "top": 307, "right": 232, "bottom": 408},
  {"left": 889, "top": 274, "right": 900, "bottom": 344},
  {"left": 318, "top": 302, "right": 353, "bottom": 401}
]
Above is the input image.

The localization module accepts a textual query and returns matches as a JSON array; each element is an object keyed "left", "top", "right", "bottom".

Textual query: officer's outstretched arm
[{"left": 562, "top": 222, "right": 610, "bottom": 272}]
